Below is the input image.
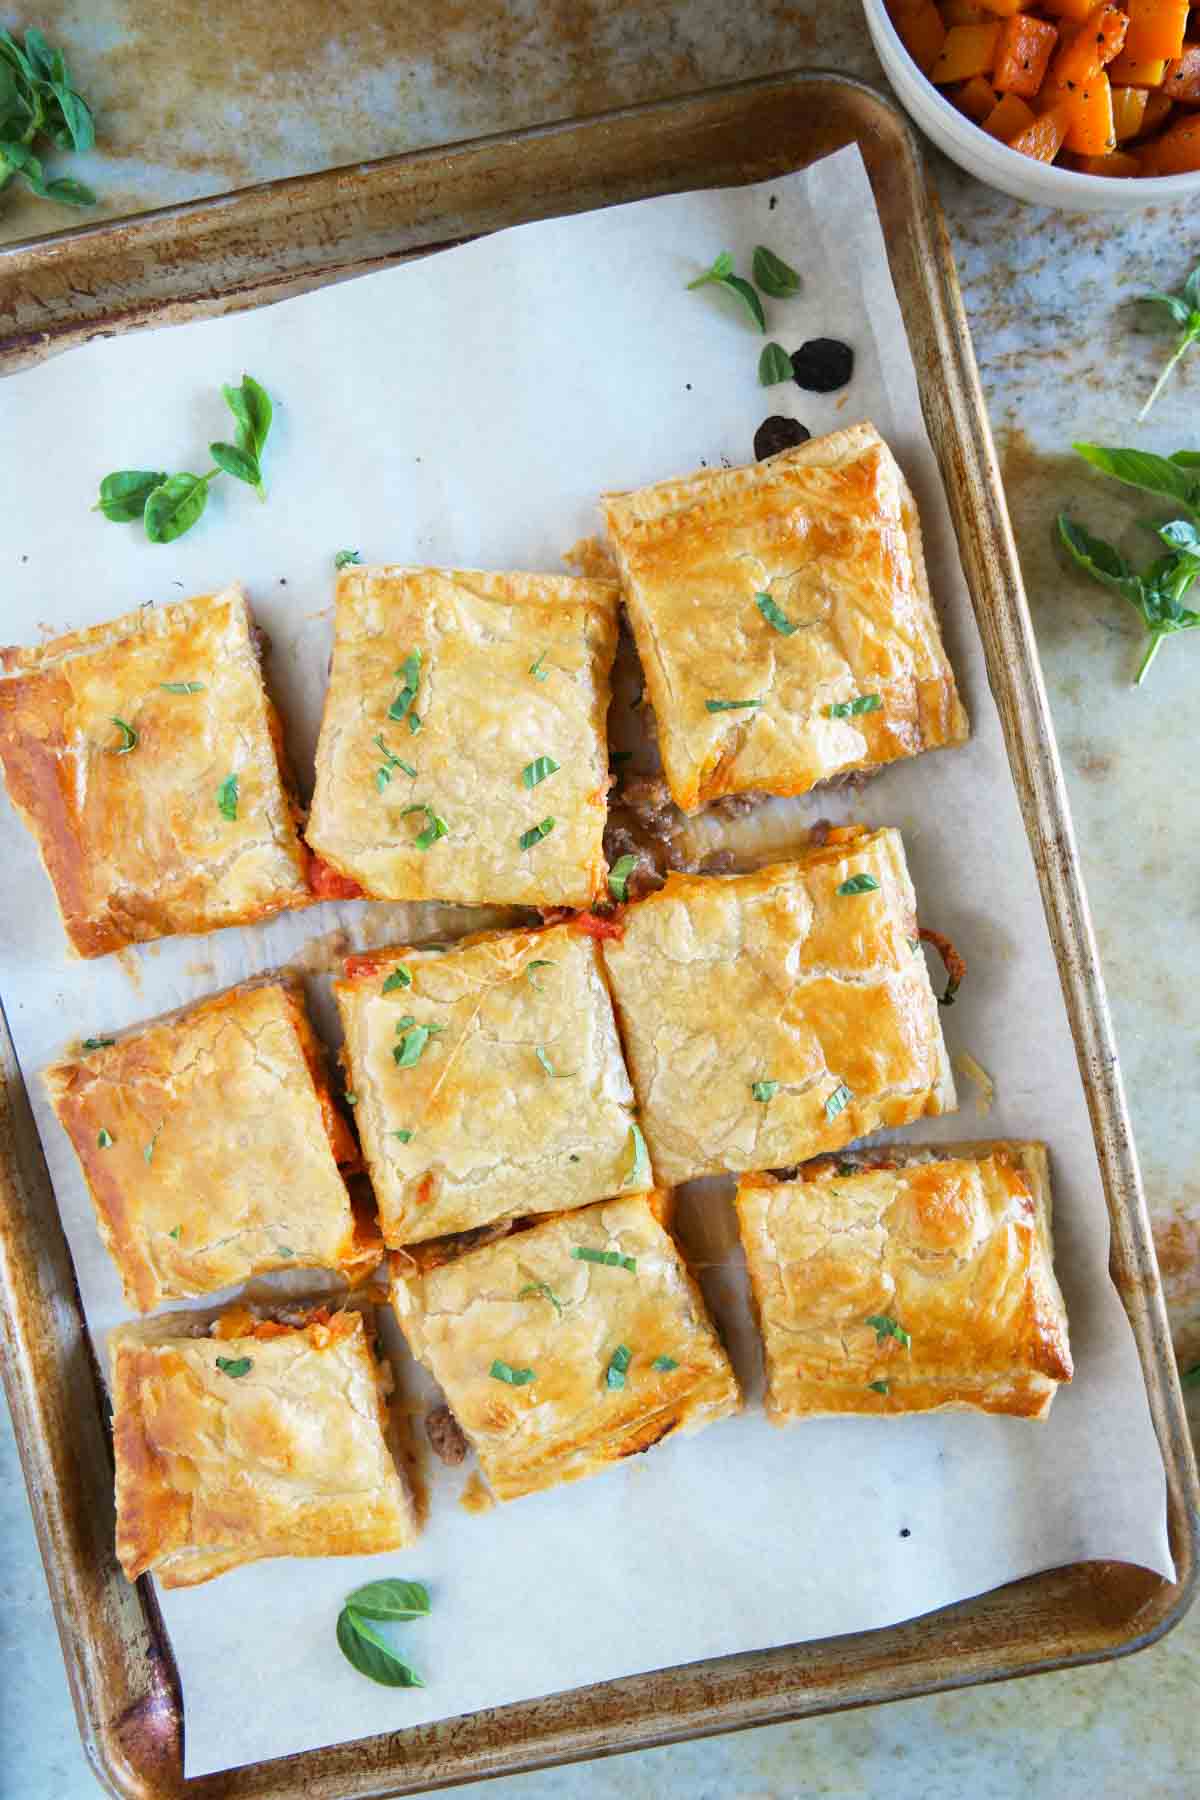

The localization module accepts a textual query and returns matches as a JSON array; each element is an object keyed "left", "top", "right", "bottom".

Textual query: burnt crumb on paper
[{"left": 769, "top": 195, "right": 779, "bottom": 210}]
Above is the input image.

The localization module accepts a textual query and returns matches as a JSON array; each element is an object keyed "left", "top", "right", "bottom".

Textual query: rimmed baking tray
[{"left": 0, "top": 69, "right": 1196, "bottom": 1800}]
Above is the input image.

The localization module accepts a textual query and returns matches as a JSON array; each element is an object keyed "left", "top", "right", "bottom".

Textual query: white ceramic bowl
[{"left": 863, "top": 0, "right": 1200, "bottom": 211}]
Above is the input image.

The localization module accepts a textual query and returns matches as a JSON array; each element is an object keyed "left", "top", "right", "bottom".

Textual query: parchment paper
[{"left": 0, "top": 146, "right": 1171, "bottom": 1778}]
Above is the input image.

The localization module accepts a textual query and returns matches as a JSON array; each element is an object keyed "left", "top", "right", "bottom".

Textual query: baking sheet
[{"left": 0, "top": 143, "right": 1171, "bottom": 1779}]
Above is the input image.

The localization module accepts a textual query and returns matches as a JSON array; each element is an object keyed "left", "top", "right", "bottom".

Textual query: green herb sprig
[
  {"left": 0, "top": 28, "right": 96, "bottom": 210},
  {"left": 336, "top": 1579, "right": 429, "bottom": 1689},
  {"left": 96, "top": 375, "right": 273, "bottom": 543},
  {"left": 1058, "top": 513, "right": 1200, "bottom": 686},
  {"left": 1137, "top": 263, "right": 1200, "bottom": 420},
  {"left": 687, "top": 252, "right": 765, "bottom": 332}
]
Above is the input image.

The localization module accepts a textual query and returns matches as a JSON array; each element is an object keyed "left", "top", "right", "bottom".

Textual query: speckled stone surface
[{"left": 1, "top": 4, "right": 1197, "bottom": 1796}]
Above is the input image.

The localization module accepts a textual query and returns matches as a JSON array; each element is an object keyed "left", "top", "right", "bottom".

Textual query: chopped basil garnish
[
  {"left": 159, "top": 681, "right": 205, "bottom": 694},
  {"left": 336, "top": 1606, "right": 425, "bottom": 1689},
  {"left": 837, "top": 874, "right": 880, "bottom": 896},
  {"left": 624, "top": 1122, "right": 650, "bottom": 1188},
  {"left": 608, "top": 853, "right": 637, "bottom": 902},
  {"left": 490, "top": 1360, "right": 535, "bottom": 1386},
  {"left": 836, "top": 1161, "right": 857, "bottom": 1176},
  {"left": 758, "top": 342, "right": 794, "bottom": 388},
  {"left": 605, "top": 1344, "right": 633, "bottom": 1390},
  {"left": 344, "top": 1092, "right": 358, "bottom": 1105},
  {"left": 752, "top": 245, "right": 801, "bottom": 298},
  {"left": 519, "top": 817, "right": 556, "bottom": 850},
  {"left": 393, "top": 1022, "right": 442, "bottom": 1069},
  {"left": 522, "top": 755, "right": 560, "bottom": 789},
  {"left": 751, "top": 1080, "right": 779, "bottom": 1103},
  {"left": 81, "top": 1036, "right": 114, "bottom": 1050},
  {"left": 334, "top": 549, "right": 362, "bottom": 569},
  {"left": 97, "top": 1127, "right": 113, "bottom": 1148},
  {"left": 705, "top": 697, "right": 762, "bottom": 713},
  {"left": 526, "top": 959, "right": 555, "bottom": 991},
  {"left": 755, "top": 591, "right": 798, "bottom": 635},
  {"left": 216, "top": 773, "right": 238, "bottom": 821},
  {"left": 389, "top": 649, "right": 422, "bottom": 731},
  {"left": 824, "top": 1082, "right": 852, "bottom": 1121},
  {"left": 110, "top": 716, "right": 137, "bottom": 754},
  {"left": 867, "top": 1380, "right": 890, "bottom": 1395},
  {"left": 827, "top": 693, "right": 881, "bottom": 719},
  {"left": 277, "top": 1245, "right": 294, "bottom": 1257},
  {"left": 571, "top": 1246, "right": 637, "bottom": 1272},
  {"left": 375, "top": 733, "right": 417, "bottom": 787},
  {"left": 143, "top": 1123, "right": 162, "bottom": 1165},
  {"left": 652, "top": 1354, "right": 679, "bottom": 1373},
  {"left": 518, "top": 1281, "right": 563, "bottom": 1317},
  {"left": 392, "top": 1129, "right": 413, "bottom": 1143},
  {"left": 215, "top": 1356, "right": 252, "bottom": 1378},
  {"left": 402, "top": 802, "right": 447, "bottom": 850},
  {"left": 382, "top": 965, "right": 413, "bottom": 992},
  {"left": 168, "top": 1224, "right": 182, "bottom": 1240},
  {"left": 534, "top": 1045, "right": 559, "bottom": 1078},
  {"left": 866, "top": 1314, "right": 911, "bottom": 1350},
  {"left": 529, "top": 651, "right": 549, "bottom": 681}
]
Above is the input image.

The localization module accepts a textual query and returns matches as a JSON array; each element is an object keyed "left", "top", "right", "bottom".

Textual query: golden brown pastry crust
[
  {"left": 335, "top": 924, "right": 648, "bottom": 1247},
  {"left": 600, "top": 828, "right": 955, "bottom": 1185},
  {"left": 305, "top": 566, "right": 619, "bottom": 906},
  {"left": 735, "top": 1143, "right": 1073, "bottom": 1422},
  {"left": 44, "top": 979, "right": 375, "bottom": 1312},
  {"left": 0, "top": 586, "right": 310, "bottom": 956},
  {"left": 390, "top": 1192, "right": 740, "bottom": 1501},
  {"left": 111, "top": 1304, "right": 419, "bottom": 1587},
  {"left": 602, "top": 423, "right": 968, "bottom": 813}
]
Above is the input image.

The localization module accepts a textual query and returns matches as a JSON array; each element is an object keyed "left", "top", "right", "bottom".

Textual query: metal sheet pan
[{"left": 0, "top": 69, "right": 1195, "bottom": 1800}]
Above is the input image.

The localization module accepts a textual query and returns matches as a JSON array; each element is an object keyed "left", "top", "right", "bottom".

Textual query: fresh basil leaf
[
  {"left": 95, "top": 470, "right": 168, "bottom": 522},
  {"left": 827, "top": 693, "right": 881, "bottom": 719},
  {"left": 519, "top": 817, "right": 556, "bottom": 850},
  {"left": 393, "top": 1024, "right": 439, "bottom": 1069},
  {"left": 209, "top": 439, "right": 262, "bottom": 488},
  {"left": 754, "top": 590, "right": 797, "bottom": 635},
  {"left": 1073, "top": 443, "right": 1200, "bottom": 517},
  {"left": 382, "top": 965, "right": 413, "bottom": 992},
  {"left": 96, "top": 1127, "right": 113, "bottom": 1148},
  {"left": 652, "top": 1354, "right": 679, "bottom": 1373},
  {"left": 824, "top": 1082, "right": 852, "bottom": 1122},
  {"left": 522, "top": 755, "right": 560, "bottom": 789},
  {"left": 866, "top": 1314, "right": 911, "bottom": 1349},
  {"left": 41, "top": 173, "right": 93, "bottom": 206},
  {"left": 526, "top": 958, "right": 555, "bottom": 990},
  {"left": 22, "top": 28, "right": 54, "bottom": 78},
  {"left": 335, "top": 549, "right": 362, "bottom": 568},
  {"left": 1181, "top": 1363, "right": 1200, "bottom": 1389},
  {"left": 529, "top": 650, "right": 549, "bottom": 681},
  {"left": 1183, "top": 266, "right": 1200, "bottom": 313},
  {"left": 222, "top": 373, "right": 272, "bottom": 463},
  {"left": 110, "top": 716, "right": 137, "bottom": 754},
  {"left": 605, "top": 1344, "right": 632, "bottom": 1390},
  {"left": 160, "top": 681, "right": 205, "bottom": 694},
  {"left": 758, "top": 342, "right": 794, "bottom": 387},
  {"left": 81, "top": 1037, "right": 114, "bottom": 1050},
  {"left": 608, "top": 853, "right": 637, "bottom": 903},
  {"left": 686, "top": 254, "right": 765, "bottom": 330},
  {"left": 867, "top": 1380, "right": 890, "bottom": 1395},
  {"left": 216, "top": 773, "right": 239, "bottom": 821},
  {"left": 624, "top": 1122, "right": 649, "bottom": 1189},
  {"left": 215, "top": 1356, "right": 252, "bottom": 1377},
  {"left": 336, "top": 1608, "right": 424, "bottom": 1688},
  {"left": 50, "top": 84, "right": 93, "bottom": 153},
  {"left": 519, "top": 1280, "right": 564, "bottom": 1316},
  {"left": 490, "top": 1360, "right": 535, "bottom": 1386},
  {"left": 343, "top": 1578, "right": 431, "bottom": 1622},
  {"left": 751, "top": 1079, "right": 779, "bottom": 1102},
  {"left": 836, "top": 874, "right": 880, "bottom": 896},
  {"left": 1057, "top": 515, "right": 1148, "bottom": 609},
  {"left": 705, "top": 697, "right": 762, "bottom": 713},
  {"left": 1170, "top": 451, "right": 1200, "bottom": 470},
  {"left": 1142, "top": 292, "right": 1191, "bottom": 327},
  {"left": 752, "top": 246, "right": 800, "bottom": 298},
  {"left": 686, "top": 250, "right": 734, "bottom": 287},
  {"left": 535, "top": 1045, "right": 558, "bottom": 1078},
  {"left": 144, "top": 472, "right": 211, "bottom": 544},
  {"left": 571, "top": 1246, "right": 637, "bottom": 1272}
]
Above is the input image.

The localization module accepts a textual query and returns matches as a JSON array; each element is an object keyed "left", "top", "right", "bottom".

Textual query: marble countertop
[{"left": 2, "top": 3, "right": 1197, "bottom": 1795}]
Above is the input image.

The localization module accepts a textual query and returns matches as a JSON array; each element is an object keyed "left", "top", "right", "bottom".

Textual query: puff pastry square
[
  {"left": 735, "top": 1143, "right": 1073, "bottom": 1420},
  {"left": 305, "top": 566, "right": 619, "bottom": 907},
  {"left": 0, "top": 585, "right": 310, "bottom": 957},
  {"left": 602, "top": 423, "right": 968, "bottom": 813},
  {"left": 336, "top": 923, "right": 647, "bottom": 1247},
  {"left": 45, "top": 979, "right": 374, "bottom": 1312},
  {"left": 600, "top": 827, "right": 956, "bottom": 1185},
  {"left": 111, "top": 1303, "right": 419, "bottom": 1587},
  {"left": 391, "top": 1192, "right": 740, "bottom": 1501}
]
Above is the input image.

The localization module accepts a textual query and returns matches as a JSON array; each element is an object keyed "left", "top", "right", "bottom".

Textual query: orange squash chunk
[
  {"left": 931, "top": 21, "right": 1003, "bottom": 80},
  {"left": 1138, "top": 110, "right": 1200, "bottom": 166},
  {"left": 1111, "top": 84, "right": 1151, "bottom": 137},
  {"left": 994, "top": 14, "right": 1060, "bottom": 92},
  {"left": 974, "top": 0, "right": 1032, "bottom": 15},
  {"left": 1049, "top": 3, "right": 1129, "bottom": 89},
  {"left": 1124, "top": 0, "right": 1190, "bottom": 61},
  {"left": 1009, "top": 101, "right": 1073, "bottom": 155},
  {"left": 1141, "top": 87, "right": 1176, "bottom": 128},
  {"left": 953, "top": 72, "right": 1002, "bottom": 116},
  {"left": 1163, "top": 43, "right": 1200, "bottom": 100},
  {"left": 1061, "top": 70, "right": 1118, "bottom": 150},
  {"left": 1108, "top": 50, "right": 1168, "bottom": 80},
  {"left": 1041, "top": 0, "right": 1096, "bottom": 19},
  {"left": 1065, "top": 147, "right": 1143, "bottom": 169},
  {"left": 893, "top": 0, "right": 949, "bottom": 72},
  {"left": 983, "top": 91, "right": 1039, "bottom": 133},
  {"left": 942, "top": 0, "right": 992, "bottom": 21}
]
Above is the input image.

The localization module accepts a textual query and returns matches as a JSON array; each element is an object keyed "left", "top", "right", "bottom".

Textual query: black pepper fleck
[
  {"left": 791, "top": 338, "right": 855, "bottom": 394},
  {"left": 768, "top": 195, "right": 779, "bottom": 210},
  {"left": 754, "top": 415, "right": 812, "bottom": 460}
]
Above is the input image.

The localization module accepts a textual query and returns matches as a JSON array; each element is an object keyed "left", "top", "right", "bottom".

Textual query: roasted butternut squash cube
[
  {"left": 1062, "top": 70, "right": 1118, "bottom": 150},
  {"left": 931, "top": 20, "right": 1003, "bottom": 80},
  {"left": 995, "top": 14, "right": 1061, "bottom": 92},
  {"left": 1141, "top": 87, "right": 1176, "bottom": 128},
  {"left": 984, "top": 91, "right": 1039, "bottom": 133},
  {"left": 1163, "top": 43, "right": 1200, "bottom": 100},
  {"left": 1138, "top": 110, "right": 1200, "bottom": 166},
  {"left": 1049, "top": 3, "right": 1128, "bottom": 89},
  {"left": 1111, "top": 84, "right": 1150, "bottom": 137},
  {"left": 1009, "top": 100, "right": 1073, "bottom": 155},
  {"left": 1108, "top": 49, "right": 1168, "bottom": 80},
  {"left": 1124, "top": 0, "right": 1190, "bottom": 61},
  {"left": 892, "top": 0, "right": 949, "bottom": 72}
]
